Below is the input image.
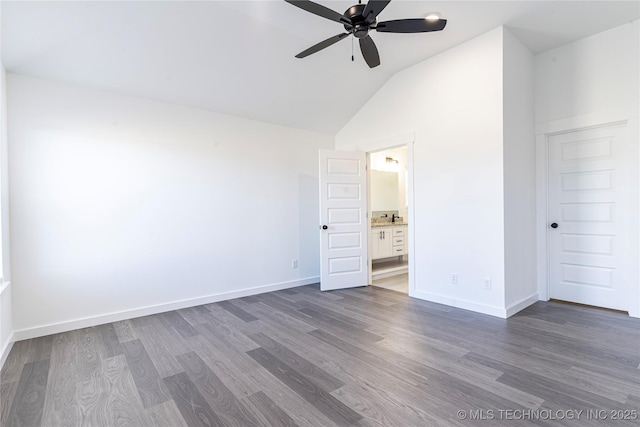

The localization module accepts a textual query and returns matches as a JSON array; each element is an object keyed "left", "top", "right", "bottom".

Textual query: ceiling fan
[{"left": 285, "top": 0, "right": 447, "bottom": 68}]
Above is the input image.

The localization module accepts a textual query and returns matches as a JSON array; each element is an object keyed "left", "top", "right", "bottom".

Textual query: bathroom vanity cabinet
[{"left": 370, "top": 225, "right": 407, "bottom": 260}]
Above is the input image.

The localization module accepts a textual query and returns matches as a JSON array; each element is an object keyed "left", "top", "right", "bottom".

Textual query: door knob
[
  {"left": 321, "top": 225, "right": 328, "bottom": 230},
  {"left": 550, "top": 223, "right": 558, "bottom": 229}
]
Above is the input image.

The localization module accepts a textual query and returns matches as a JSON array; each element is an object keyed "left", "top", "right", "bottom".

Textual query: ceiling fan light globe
[
  {"left": 354, "top": 24, "right": 370, "bottom": 38},
  {"left": 425, "top": 12, "right": 441, "bottom": 22}
]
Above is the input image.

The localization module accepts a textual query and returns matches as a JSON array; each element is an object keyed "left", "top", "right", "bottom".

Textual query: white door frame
[
  {"left": 535, "top": 111, "right": 640, "bottom": 317},
  {"left": 364, "top": 132, "right": 416, "bottom": 295}
]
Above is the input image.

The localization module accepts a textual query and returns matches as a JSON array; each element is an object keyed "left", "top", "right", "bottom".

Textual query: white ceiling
[{"left": 2, "top": 1, "right": 639, "bottom": 134}]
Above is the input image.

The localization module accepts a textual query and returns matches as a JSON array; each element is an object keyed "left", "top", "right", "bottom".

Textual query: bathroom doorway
[{"left": 368, "top": 145, "right": 409, "bottom": 294}]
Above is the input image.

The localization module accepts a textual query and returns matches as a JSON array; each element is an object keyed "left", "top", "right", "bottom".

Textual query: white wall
[
  {"left": 534, "top": 21, "right": 640, "bottom": 316},
  {"left": 8, "top": 74, "right": 332, "bottom": 338},
  {"left": 503, "top": 29, "right": 537, "bottom": 313},
  {"left": 0, "top": 62, "right": 13, "bottom": 367},
  {"left": 535, "top": 21, "right": 639, "bottom": 123},
  {"left": 337, "top": 27, "right": 510, "bottom": 316}
]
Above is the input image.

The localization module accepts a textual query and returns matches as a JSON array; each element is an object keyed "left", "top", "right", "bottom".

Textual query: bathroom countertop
[{"left": 371, "top": 222, "right": 408, "bottom": 228}]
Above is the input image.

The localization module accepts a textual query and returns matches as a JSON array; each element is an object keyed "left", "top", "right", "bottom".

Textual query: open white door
[{"left": 319, "top": 150, "right": 368, "bottom": 291}]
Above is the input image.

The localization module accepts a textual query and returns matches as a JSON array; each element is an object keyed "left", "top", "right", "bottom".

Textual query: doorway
[{"left": 368, "top": 146, "right": 409, "bottom": 294}]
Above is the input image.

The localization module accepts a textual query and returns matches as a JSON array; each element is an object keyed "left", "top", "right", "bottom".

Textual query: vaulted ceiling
[{"left": 2, "top": 1, "right": 638, "bottom": 134}]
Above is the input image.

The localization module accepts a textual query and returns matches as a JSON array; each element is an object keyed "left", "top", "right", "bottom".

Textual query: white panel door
[
  {"left": 548, "top": 123, "right": 629, "bottom": 310},
  {"left": 319, "top": 150, "right": 368, "bottom": 291}
]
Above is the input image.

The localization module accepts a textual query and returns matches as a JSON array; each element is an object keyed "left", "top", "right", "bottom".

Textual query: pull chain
[{"left": 351, "top": 36, "right": 354, "bottom": 62}]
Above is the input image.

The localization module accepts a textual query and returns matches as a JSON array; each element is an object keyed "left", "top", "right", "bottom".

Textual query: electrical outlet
[
  {"left": 484, "top": 277, "right": 491, "bottom": 290},
  {"left": 450, "top": 273, "right": 458, "bottom": 284},
  {"left": 292, "top": 259, "right": 298, "bottom": 269}
]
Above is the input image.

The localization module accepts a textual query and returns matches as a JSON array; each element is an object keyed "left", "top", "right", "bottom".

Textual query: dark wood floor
[{"left": 2, "top": 284, "right": 639, "bottom": 426}]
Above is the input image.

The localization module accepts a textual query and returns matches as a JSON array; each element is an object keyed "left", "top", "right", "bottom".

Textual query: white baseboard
[
  {"left": 410, "top": 290, "right": 541, "bottom": 319},
  {"left": 411, "top": 290, "right": 509, "bottom": 318},
  {"left": 1, "top": 333, "right": 14, "bottom": 370},
  {"left": 505, "top": 293, "right": 540, "bottom": 317},
  {"left": 12, "top": 276, "right": 319, "bottom": 342}
]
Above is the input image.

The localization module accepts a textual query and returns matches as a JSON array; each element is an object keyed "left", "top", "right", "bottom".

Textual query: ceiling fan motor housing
[{"left": 344, "top": 4, "right": 372, "bottom": 38}]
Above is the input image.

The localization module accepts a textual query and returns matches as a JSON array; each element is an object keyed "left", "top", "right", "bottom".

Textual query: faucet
[{"left": 392, "top": 213, "right": 399, "bottom": 223}]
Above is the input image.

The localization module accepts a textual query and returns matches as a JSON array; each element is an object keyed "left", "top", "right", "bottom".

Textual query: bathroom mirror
[{"left": 371, "top": 170, "right": 399, "bottom": 211}]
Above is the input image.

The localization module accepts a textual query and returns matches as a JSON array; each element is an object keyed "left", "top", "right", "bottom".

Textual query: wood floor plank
[
  {"left": 77, "top": 370, "right": 110, "bottom": 426},
  {"left": 248, "top": 331, "right": 344, "bottom": 392},
  {"left": 205, "top": 301, "right": 258, "bottom": 331},
  {"left": 330, "top": 383, "right": 449, "bottom": 427},
  {"left": 145, "top": 315, "right": 193, "bottom": 356},
  {"left": 1, "top": 340, "right": 30, "bottom": 383},
  {"left": 196, "top": 329, "right": 341, "bottom": 424},
  {"left": 101, "top": 354, "right": 154, "bottom": 426},
  {"left": 177, "top": 306, "right": 216, "bottom": 327},
  {"left": 120, "top": 339, "right": 170, "bottom": 409},
  {"left": 297, "top": 328, "right": 496, "bottom": 421},
  {"left": 147, "top": 400, "right": 189, "bottom": 427},
  {"left": 187, "top": 330, "right": 338, "bottom": 427},
  {"left": 330, "top": 287, "right": 398, "bottom": 306},
  {"left": 7, "top": 359, "right": 50, "bottom": 427},
  {"left": 297, "top": 304, "right": 383, "bottom": 341},
  {"left": 112, "top": 319, "right": 138, "bottom": 343},
  {"left": 218, "top": 300, "right": 259, "bottom": 322},
  {"left": 468, "top": 352, "right": 634, "bottom": 411},
  {"left": 96, "top": 323, "right": 124, "bottom": 358},
  {"left": 136, "top": 335, "right": 184, "bottom": 378},
  {"left": 309, "top": 328, "right": 541, "bottom": 411},
  {"left": 131, "top": 317, "right": 185, "bottom": 378},
  {"left": 186, "top": 333, "right": 342, "bottom": 427},
  {"left": 186, "top": 334, "right": 260, "bottom": 398},
  {"left": 315, "top": 341, "right": 465, "bottom": 422},
  {"left": 26, "top": 335, "right": 54, "bottom": 363},
  {"left": 176, "top": 351, "right": 260, "bottom": 427},
  {"left": 0, "top": 380, "right": 18, "bottom": 426},
  {"left": 158, "top": 311, "right": 199, "bottom": 339},
  {"left": 247, "top": 347, "right": 363, "bottom": 426},
  {"left": 195, "top": 319, "right": 260, "bottom": 354},
  {"left": 512, "top": 315, "right": 640, "bottom": 353},
  {"left": 258, "top": 293, "right": 385, "bottom": 344},
  {"left": 76, "top": 327, "right": 107, "bottom": 384},
  {"left": 244, "top": 301, "right": 318, "bottom": 334},
  {"left": 243, "top": 391, "right": 298, "bottom": 427},
  {"left": 296, "top": 300, "right": 371, "bottom": 330},
  {"left": 41, "top": 330, "right": 79, "bottom": 427},
  {"left": 529, "top": 345, "right": 640, "bottom": 388},
  {"left": 163, "top": 372, "right": 225, "bottom": 427},
  {"left": 237, "top": 295, "right": 261, "bottom": 304},
  {"left": 504, "top": 321, "right": 640, "bottom": 369}
]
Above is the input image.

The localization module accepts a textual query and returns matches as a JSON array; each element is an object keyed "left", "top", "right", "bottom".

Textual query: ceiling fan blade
[
  {"left": 363, "top": 0, "right": 391, "bottom": 23},
  {"left": 376, "top": 18, "right": 447, "bottom": 33},
  {"left": 295, "top": 33, "right": 350, "bottom": 59},
  {"left": 285, "top": 0, "right": 352, "bottom": 27},
  {"left": 359, "top": 35, "right": 380, "bottom": 68}
]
